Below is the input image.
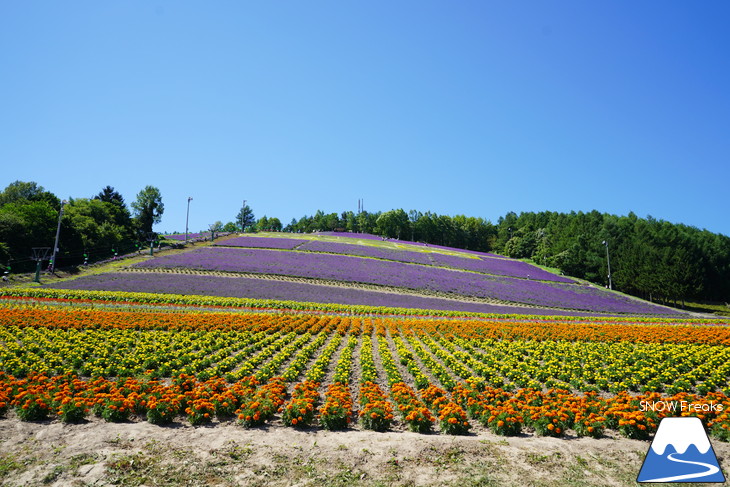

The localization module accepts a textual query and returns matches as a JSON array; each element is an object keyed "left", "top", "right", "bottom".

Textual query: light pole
[
  {"left": 49, "top": 200, "right": 68, "bottom": 274},
  {"left": 602, "top": 240, "right": 613, "bottom": 290},
  {"left": 185, "top": 196, "right": 193, "bottom": 244}
]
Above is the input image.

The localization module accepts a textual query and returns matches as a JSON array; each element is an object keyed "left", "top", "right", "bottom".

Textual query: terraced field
[{"left": 46, "top": 233, "right": 686, "bottom": 317}]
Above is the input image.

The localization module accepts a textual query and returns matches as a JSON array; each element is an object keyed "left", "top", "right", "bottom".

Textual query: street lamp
[
  {"left": 602, "top": 240, "right": 613, "bottom": 290},
  {"left": 185, "top": 196, "right": 193, "bottom": 244}
]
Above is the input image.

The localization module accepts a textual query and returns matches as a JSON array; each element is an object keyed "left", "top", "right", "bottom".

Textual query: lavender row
[
  {"left": 44, "top": 272, "right": 609, "bottom": 317},
  {"left": 298, "top": 240, "right": 433, "bottom": 265},
  {"left": 315, "top": 232, "right": 501, "bottom": 257},
  {"left": 163, "top": 232, "right": 212, "bottom": 241},
  {"left": 314, "top": 232, "right": 384, "bottom": 241},
  {"left": 133, "top": 247, "right": 680, "bottom": 315},
  {"left": 303, "top": 240, "right": 572, "bottom": 283},
  {"left": 429, "top": 253, "right": 575, "bottom": 283},
  {"left": 215, "top": 236, "right": 308, "bottom": 250}
]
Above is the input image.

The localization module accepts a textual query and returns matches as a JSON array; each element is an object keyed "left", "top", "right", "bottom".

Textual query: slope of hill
[{"left": 44, "top": 232, "right": 688, "bottom": 317}]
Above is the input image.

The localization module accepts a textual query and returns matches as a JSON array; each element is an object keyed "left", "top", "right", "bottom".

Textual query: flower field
[
  {"left": 214, "top": 236, "right": 308, "bottom": 250},
  {"left": 128, "top": 246, "right": 680, "bottom": 315},
  {"left": 1, "top": 294, "right": 729, "bottom": 443},
  {"left": 45, "top": 272, "right": 603, "bottom": 317}
]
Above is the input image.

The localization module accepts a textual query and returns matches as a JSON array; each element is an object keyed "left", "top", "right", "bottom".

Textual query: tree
[
  {"left": 131, "top": 186, "right": 164, "bottom": 235},
  {"left": 0, "top": 180, "right": 60, "bottom": 210},
  {"left": 256, "top": 216, "right": 270, "bottom": 232},
  {"left": 65, "top": 198, "right": 131, "bottom": 255},
  {"left": 376, "top": 209, "right": 409, "bottom": 239},
  {"left": 0, "top": 200, "right": 58, "bottom": 271},
  {"left": 236, "top": 204, "right": 255, "bottom": 231},
  {"left": 222, "top": 221, "right": 238, "bottom": 233},
  {"left": 268, "top": 217, "right": 282, "bottom": 232},
  {"left": 94, "top": 186, "right": 126, "bottom": 208}
]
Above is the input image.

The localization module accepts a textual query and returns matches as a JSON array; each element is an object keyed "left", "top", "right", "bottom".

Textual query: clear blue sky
[{"left": 2, "top": 2, "right": 729, "bottom": 235}]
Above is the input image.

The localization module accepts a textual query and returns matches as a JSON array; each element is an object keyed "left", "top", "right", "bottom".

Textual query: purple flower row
[
  {"left": 298, "top": 240, "right": 433, "bottom": 265},
  {"left": 300, "top": 240, "right": 572, "bottom": 283},
  {"left": 133, "top": 247, "right": 679, "bottom": 315},
  {"left": 315, "top": 232, "right": 384, "bottom": 241},
  {"left": 163, "top": 232, "right": 211, "bottom": 241},
  {"left": 215, "top": 236, "right": 308, "bottom": 250},
  {"left": 44, "top": 272, "right": 609, "bottom": 317},
  {"left": 316, "top": 232, "right": 501, "bottom": 257},
  {"left": 211, "top": 233, "right": 567, "bottom": 283},
  {"left": 429, "top": 253, "right": 575, "bottom": 283}
]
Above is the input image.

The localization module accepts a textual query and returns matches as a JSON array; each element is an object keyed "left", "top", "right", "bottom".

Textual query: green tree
[
  {"left": 64, "top": 198, "right": 131, "bottom": 255},
  {"left": 131, "top": 186, "right": 164, "bottom": 235},
  {"left": 377, "top": 209, "right": 409, "bottom": 239},
  {"left": 256, "top": 216, "right": 270, "bottom": 232},
  {"left": 94, "top": 186, "right": 126, "bottom": 208},
  {"left": 0, "top": 200, "right": 58, "bottom": 271},
  {"left": 0, "top": 180, "right": 60, "bottom": 209},
  {"left": 236, "top": 204, "right": 255, "bottom": 231},
  {"left": 222, "top": 221, "right": 238, "bottom": 233}
]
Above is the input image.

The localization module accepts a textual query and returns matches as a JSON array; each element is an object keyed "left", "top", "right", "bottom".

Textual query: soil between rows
[{"left": 4, "top": 415, "right": 716, "bottom": 487}]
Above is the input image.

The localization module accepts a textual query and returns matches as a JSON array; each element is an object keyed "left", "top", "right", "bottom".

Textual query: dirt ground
[{"left": 2, "top": 415, "right": 728, "bottom": 487}]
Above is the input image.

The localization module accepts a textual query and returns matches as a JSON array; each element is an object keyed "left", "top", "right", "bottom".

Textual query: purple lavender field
[
  {"left": 163, "top": 232, "right": 211, "bottom": 241},
  {"left": 215, "top": 236, "right": 307, "bottom": 250},
  {"left": 315, "top": 232, "right": 501, "bottom": 257},
  {"left": 132, "top": 247, "right": 679, "bottom": 315},
  {"left": 429, "top": 253, "right": 575, "bottom": 283},
  {"left": 299, "top": 240, "right": 572, "bottom": 283},
  {"left": 298, "top": 240, "right": 433, "bottom": 265},
  {"left": 46, "top": 272, "right": 605, "bottom": 317}
]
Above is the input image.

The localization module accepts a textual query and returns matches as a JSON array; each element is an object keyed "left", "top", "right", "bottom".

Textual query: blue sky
[{"left": 2, "top": 2, "right": 729, "bottom": 235}]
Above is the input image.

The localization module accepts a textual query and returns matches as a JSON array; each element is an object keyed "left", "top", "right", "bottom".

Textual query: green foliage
[
  {"left": 131, "top": 186, "right": 164, "bottom": 235},
  {"left": 236, "top": 205, "right": 255, "bottom": 231}
]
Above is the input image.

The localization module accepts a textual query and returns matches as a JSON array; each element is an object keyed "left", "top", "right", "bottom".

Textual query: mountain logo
[{"left": 637, "top": 417, "right": 726, "bottom": 483}]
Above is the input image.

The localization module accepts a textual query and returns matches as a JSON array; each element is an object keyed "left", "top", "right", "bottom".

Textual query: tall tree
[
  {"left": 236, "top": 204, "right": 255, "bottom": 231},
  {"left": 94, "top": 186, "right": 126, "bottom": 208},
  {"left": 131, "top": 186, "right": 164, "bottom": 235}
]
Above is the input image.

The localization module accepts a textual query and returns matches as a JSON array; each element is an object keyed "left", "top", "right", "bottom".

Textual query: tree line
[{"left": 0, "top": 181, "right": 163, "bottom": 272}]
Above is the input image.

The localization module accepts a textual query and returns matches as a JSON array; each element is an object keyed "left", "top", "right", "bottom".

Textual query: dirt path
[{"left": 2, "top": 416, "right": 727, "bottom": 486}]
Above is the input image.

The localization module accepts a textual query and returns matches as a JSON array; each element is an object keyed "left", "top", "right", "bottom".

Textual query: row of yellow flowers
[
  {"left": 4, "top": 288, "right": 729, "bottom": 326},
  {"left": 3, "top": 297, "right": 730, "bottom": 346}
]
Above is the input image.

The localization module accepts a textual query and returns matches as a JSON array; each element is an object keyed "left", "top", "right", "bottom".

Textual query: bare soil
[{"left": 2, "top": 416, "right": 728, "bottom": 486}]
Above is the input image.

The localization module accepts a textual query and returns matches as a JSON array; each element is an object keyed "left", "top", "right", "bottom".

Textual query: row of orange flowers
[
  {"left": 0, "top": 372, "right": 287, "bottom": 426},
  {"left": 449, "top": 380, "right": 730, "bottom": 441},
  {"left": 3, "top": 306, "right": 729, "bottom": 345},
  {"left": 419, "top": 384, "right": 471, "bottom": 435},
  {"left": 2, "top": 372, "right": 728, "bottom": 441},
  {"left": 282, "top": 380, "right": 320, "bottom": 427},
  {"left": 358, "top": 381, "right": 395, "bottom": 432}
]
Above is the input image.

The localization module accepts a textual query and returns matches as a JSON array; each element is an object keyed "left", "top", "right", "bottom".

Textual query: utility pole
[
  {"left": 185, "top": 196, "right": 193, "bottom": 244},
  {"left": 602, "top": 240, "right": 613, "bottom": 290},
  {"left": 49, "top": 200, "right": 67, "bottom": 273}
]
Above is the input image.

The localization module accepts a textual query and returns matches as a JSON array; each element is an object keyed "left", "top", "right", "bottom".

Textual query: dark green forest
[{"left": 2, "top": 180, "right": 729, "bottom": 307}]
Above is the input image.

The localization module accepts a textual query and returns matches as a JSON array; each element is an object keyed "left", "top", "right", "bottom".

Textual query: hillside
[{"left": 44, "top": 232, "right": 687, "bottom": 317}]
